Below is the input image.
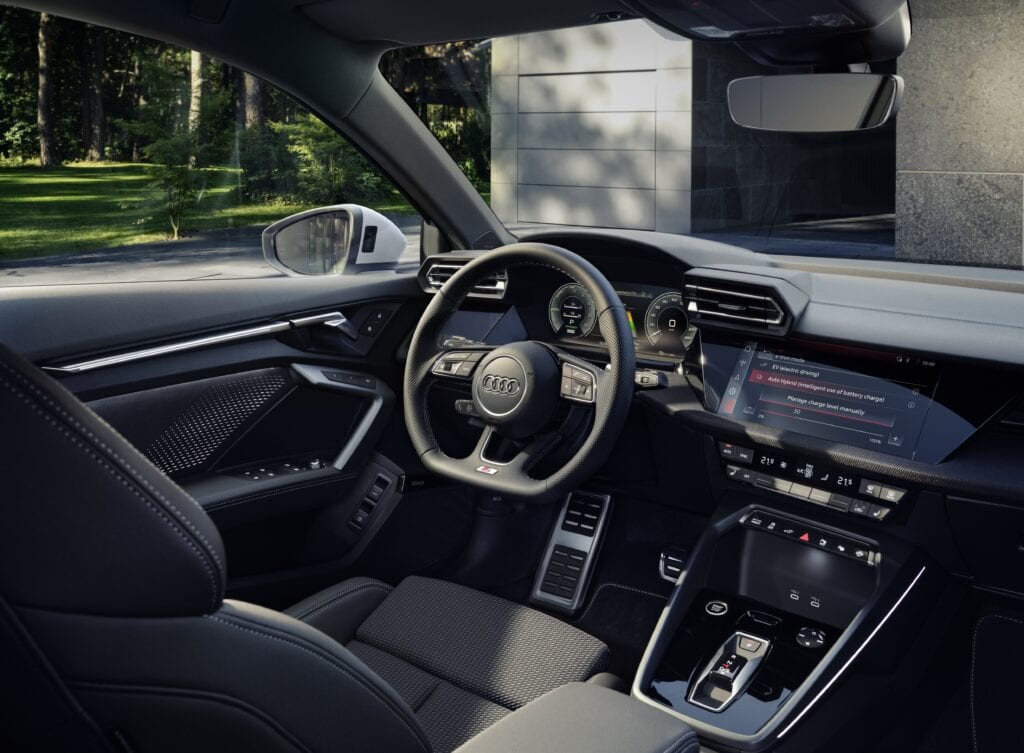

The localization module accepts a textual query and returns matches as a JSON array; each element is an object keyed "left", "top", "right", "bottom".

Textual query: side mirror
[
  {"left": 727, "top": 73, "right": 903, "bottom": 133},
  {"left": 262, "top": 205, "right": 408, "bottom": 276}
]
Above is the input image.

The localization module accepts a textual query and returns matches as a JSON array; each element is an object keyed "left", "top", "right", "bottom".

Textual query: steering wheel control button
[
  {"left": 796, "top": 627, "right": 827, "bottom": 649},
  {"left": 706, "top": 600, "right": 729, "bottom": 617},
  {"left": 560, "top": 363, "right": 596, "bottom": 404},
  {"left": 475, "top": 465, "right": 499, "bottom": 475}
]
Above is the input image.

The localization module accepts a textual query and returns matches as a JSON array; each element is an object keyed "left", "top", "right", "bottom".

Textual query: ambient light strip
[{"left": 776, "top": 564, "right": 928, "bottom": 739}]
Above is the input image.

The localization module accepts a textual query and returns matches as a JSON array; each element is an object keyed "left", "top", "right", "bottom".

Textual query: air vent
[
  {"left": 684, "top": 280, "right": 786, "bottom": 330},
  {"left": 996, "top": 398, "right": 1024, "bottom": 436},
  {"left": 424, "top": 262, "right": 507, "bottom": 298}
]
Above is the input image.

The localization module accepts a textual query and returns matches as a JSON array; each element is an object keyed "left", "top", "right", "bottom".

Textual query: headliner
[{"left": 296, "top": 0, "right": 633, "bottom": 45}]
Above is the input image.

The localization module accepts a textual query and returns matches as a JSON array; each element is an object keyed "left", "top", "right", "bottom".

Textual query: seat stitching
[
  {"left": 970, "top": 614, "right": 1024, "bottom": 753},
  {"left": 0, "top": 373, "right": 220, "bottom": 611},
  {"left": 204, "top": 477, "right": 346, "bottom": 513},
  {"left": 659, "top": 729, "right": 699, "bottom": 753},
  {"left": 0, "top": 360, "right": 224, "bottom": 573},
  {"left": 208, "top": 615, "right": 431, "bottom": 753},
  {"left": 293, "top": 583, "right": 392, "bottom": 622},
  {"left": 574, "top": 582, "right": 667, "bottom": 625}
]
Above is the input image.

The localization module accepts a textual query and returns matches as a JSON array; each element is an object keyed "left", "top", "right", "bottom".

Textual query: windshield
[{"left": 380, "top": 14, "right": 1018, "bottom": 270}]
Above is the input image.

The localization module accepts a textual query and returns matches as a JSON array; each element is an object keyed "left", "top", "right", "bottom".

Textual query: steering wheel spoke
[{"left": 471, "top": 424, "right": 562, "bottom": 477}]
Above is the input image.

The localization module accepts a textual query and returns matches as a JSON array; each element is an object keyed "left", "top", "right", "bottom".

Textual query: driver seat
[{"left": 0, "top": 343, "right": 609, "bottom": 753}]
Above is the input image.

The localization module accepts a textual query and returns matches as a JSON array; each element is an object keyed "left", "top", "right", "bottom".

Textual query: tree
[
  {"left": 36, "top": 12, "right": 56, "bottom": 166},
  {"left": 84, "top": 24, "right": 105, "bottom": 160},
  {"left": 242, "top": 71, "right": 262, "bottom": 129},
  {"left": 187, "top": 50, "right": 203, "bottom": 165}
]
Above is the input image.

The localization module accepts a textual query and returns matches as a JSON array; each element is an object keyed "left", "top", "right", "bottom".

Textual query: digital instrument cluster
[{"left": 548, "top": 282, "right": 697, "bottom": 358}]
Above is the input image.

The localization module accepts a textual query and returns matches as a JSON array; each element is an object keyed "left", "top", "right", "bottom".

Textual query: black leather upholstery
[
  {"left": 1, "top": 343, "right": 616, "bottom": 753},
  {"left": 289, "top": 576, "right": 612, "bottom": 753},
  {"left": 0, "top": 343, "right": 225, "bottom": 617}
]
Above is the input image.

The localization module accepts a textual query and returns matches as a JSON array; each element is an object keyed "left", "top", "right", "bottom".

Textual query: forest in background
[{"left": 0, "top": 7, "right": 490, "bottom": 257}]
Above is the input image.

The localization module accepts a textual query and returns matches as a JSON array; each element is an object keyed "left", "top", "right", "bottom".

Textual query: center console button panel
[
  {"left": 743, "top": 509, "right": 880, "bottom": 566},
  {"left": 719, "top": 442, "right": 905, "bottom": 522}
]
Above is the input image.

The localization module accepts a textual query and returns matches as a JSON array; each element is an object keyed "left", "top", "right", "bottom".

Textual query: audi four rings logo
[{"left": 481, "top": 374, "right": 521, "bottom": 396}]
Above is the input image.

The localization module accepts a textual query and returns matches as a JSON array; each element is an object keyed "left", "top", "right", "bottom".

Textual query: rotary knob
[{"left": 796, "top": 626, "right": 826, "bottom": 649}]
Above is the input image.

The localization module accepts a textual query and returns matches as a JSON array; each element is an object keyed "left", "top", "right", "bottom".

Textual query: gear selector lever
[{"left": 688, "top": 632, "right": 770, "bottom": 712}]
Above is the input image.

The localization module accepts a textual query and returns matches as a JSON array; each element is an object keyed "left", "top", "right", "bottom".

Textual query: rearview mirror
[
  {"left": 262, "top": 205, "right": 408, "bottom": 276},
  {"left": 727, "top": 73, "right": 903, "bottom": 133}
]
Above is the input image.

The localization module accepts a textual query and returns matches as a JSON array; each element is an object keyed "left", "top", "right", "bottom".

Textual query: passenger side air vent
[
  {"left": 684, "top": 276, "right": 791, "bottom": 335},
  {"left": 995, "top": 398, "right": 1024, "bottom": 436},
  {"left": 422, "top": 261, "right": 507, "bottom": 299}
]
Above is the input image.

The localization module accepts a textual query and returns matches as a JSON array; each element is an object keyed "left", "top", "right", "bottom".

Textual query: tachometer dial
[
  {"left": 548, "top": 283, "right": 596, "bottom": 338},
  {"left": 644, "top": 292, "right": 697, "bottom": 355}
]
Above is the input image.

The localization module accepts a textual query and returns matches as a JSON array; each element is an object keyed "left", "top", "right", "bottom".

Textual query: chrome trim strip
[
  {"left": 43, "top": 311, "right": 349, "bottom": 374},
  {"left": 776, "top": 565, "right": 928, "bottom": 739}
]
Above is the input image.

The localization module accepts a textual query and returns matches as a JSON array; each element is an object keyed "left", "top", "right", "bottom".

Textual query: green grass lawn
[{"left": 0, "top": 161, "right": 415, "bottom": 261}]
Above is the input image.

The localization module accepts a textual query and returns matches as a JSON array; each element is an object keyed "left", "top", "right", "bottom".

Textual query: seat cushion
[{"left": 289, "top": 576, "right": 610, "bottom": 753}]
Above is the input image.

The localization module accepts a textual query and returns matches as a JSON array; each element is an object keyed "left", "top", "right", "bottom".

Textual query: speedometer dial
[
  {"left": 644, "top": 292, "right": 697, "bottom": 355},
  {"left": 548, "top": 283, "right": 596, "bottom": 338}
]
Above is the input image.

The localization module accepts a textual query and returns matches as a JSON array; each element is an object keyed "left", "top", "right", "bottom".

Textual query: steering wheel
[{"left": 404, "top": 243, "right": 636, "bottom": 500}]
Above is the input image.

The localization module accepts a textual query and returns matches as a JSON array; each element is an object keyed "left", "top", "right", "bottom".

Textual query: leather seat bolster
[
  {"left": 0, "top": 343, "right": 226, "bottom": 618},
  {"left": 284, "top": 577, "right": 392, "bottom": 644},
  {"left": 17, "top": 600, "right": 431, "bottom": 753}
]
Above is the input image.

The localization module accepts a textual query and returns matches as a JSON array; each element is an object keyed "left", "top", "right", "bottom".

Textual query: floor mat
[
  {"left": 571, "top": 495, "right": 706, "bottom": 679},
  {"left": 572, "top": 581, "right": 668, "bottom": 679}
]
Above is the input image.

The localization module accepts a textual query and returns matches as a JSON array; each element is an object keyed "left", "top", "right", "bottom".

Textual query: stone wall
[{"left": 896, "top": 0, "right": 1024, "bottom": 266}]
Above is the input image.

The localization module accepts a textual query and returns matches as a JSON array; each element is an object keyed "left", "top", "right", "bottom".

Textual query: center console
[{"left": 631, "top": 499, "right": 938, "bottom": 750}]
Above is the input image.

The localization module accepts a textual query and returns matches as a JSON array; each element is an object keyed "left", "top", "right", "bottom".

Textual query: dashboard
[{"left": 437, "top": 250, "right": 699, "bottom": 363}]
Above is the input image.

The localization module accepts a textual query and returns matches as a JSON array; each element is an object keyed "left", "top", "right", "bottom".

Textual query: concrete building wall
[
  {"left": 896, "top": 0, "right": 1024, "bottom": 267},
  {"left": 490, "top": 20, "right": 694, "bottom": 233}
]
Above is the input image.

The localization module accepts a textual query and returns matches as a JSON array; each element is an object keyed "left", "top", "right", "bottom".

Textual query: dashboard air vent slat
[
  {"left": 684, "top": 282, "right": 785, "bottom": 328},
  {"left": 424, "top": 262, "right": 507, "bottom": 298}
]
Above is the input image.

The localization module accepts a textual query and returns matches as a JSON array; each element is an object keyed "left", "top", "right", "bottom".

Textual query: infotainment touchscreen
[{"left": 716, "top": 341, "right": 938, "bottom": 459}]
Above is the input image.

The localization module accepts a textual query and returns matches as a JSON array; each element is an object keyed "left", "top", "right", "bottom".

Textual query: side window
[{"left": 0, "top": 9, "right": 416, "bottom": 285}]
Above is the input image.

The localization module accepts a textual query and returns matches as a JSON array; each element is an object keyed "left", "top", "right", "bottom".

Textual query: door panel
[{"left": 0, "top": 272, "right": 439, "bottom": 604}]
